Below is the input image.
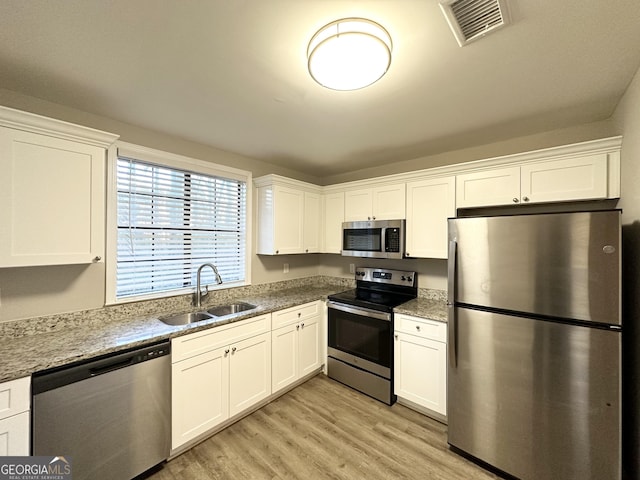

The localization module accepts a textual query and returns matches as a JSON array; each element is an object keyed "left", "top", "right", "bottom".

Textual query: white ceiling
[{"left": 1, "top": 1, "right": 639, "bottom": 179}]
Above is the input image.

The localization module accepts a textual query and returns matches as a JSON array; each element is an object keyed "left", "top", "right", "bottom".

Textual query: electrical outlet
[
  {"left": 283, "top": 263, "right": 289, "bottom": 274},
  {"left": 349, "top": 263, "right": 355, "bottom": 274}
]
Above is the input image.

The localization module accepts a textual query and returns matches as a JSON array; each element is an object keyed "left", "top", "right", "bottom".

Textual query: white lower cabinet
[
  {"left": 172, "top": 346, "right": 229, "bottom": 448},
  {"left": 0, "top": 376, "right": 31, "bottom": 456},
  {"left": 271, "top": 301, "right": 322, "bottom": 394},
  {"left": 171, "top": 315, "right": 272, "bottom": 450},
  {"left": 394, "top": 314, "right": 447, "bottom": 419},
  {"left": 228, "top": 333, "right": 272, "bottom": 417}
]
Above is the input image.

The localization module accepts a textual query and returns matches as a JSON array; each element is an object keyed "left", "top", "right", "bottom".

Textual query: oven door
[{"left": 327, "top": 301, "right": 392, "bottom": 379}]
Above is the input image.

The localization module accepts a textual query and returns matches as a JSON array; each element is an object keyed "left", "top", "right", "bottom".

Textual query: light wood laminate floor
[{"left": 146, "top": 374, "right": 503, "bottom": 479}]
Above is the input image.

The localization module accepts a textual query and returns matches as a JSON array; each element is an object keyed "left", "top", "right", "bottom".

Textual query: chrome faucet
[{"left": 195, "top": 263, "right": 223, "bottom": 308}]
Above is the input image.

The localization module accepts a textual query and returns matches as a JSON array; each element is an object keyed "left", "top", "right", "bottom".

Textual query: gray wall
[{"left": 611, "top": 65, "right": 640, "bottom": 480}]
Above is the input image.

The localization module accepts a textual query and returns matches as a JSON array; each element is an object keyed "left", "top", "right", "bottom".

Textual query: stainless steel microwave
[{"left": 341, "top": 219, "right": 405, "bottom": 259}]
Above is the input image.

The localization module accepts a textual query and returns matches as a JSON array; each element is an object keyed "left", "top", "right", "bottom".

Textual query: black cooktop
[{"left": 328, "top": 288, "right": 415, "bottom": 313}]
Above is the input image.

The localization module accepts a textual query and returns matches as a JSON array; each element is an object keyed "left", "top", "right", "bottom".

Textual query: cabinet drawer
[
  {"left": 395, "top": 314, "right": 446, "bottom": 343},
  {"left": 0, "top": 376, "right": 30, "bottom": 420},
  {"left": 172, "top": 314, "right": 271, "bottom": 363},
  {"left": 271, "top": 301, "right": 320, "bottom": 329}
]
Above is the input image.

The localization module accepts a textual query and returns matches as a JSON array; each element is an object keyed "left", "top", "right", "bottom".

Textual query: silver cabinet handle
[
  {"left": 372, "top": 216, "right": 376, "bottom": 220},
  {"left": 298, "top": 312, "right": 301, "bottom": 317},
  {"left": 523, "top": 196, "right": 530, "bottom": 202},
  {"left": 512, "top": 197, "right": 519, "bottom": 203},
  {"left": 225, "top": 349, "right": 230, "bottom": 356},
  {"left": 394, "top": 334, "right": 398, "bottom": 340},
  {"left": 231, "top": 347, "right": 237, "bottom": 354},
  {"left": 93, "top": 256, "right": 102, "bottom": 262},
  {"left": 296, "top": 325, "right": 300, "bottom": 330},
  {"left": 275, "top": 250, "right": 279, "bottom": 254},
  {"left": 301, "top": 323, "right": 305, "bottom": 328},
  {"left": 416, "top": 325, "right": 421, "bottom": 331}
]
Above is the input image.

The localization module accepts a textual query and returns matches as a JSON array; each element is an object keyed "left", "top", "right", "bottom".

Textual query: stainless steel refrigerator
[{"left": 447, "top": 210, "right": 621, "bottom": 480}]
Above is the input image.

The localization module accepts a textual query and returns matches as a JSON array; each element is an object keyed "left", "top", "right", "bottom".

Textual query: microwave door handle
[{"left": 447, "top": 240, "right": 457, "bottom": 368}]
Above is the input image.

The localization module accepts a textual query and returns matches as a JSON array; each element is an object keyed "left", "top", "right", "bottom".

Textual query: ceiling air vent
[{"left": 439, "top": 0, "right": 510, "bottom": 47}]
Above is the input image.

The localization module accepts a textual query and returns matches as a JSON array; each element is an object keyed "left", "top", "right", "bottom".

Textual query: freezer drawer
[{"left": 448, "top": 307, "right": 621, "bottom": 480}]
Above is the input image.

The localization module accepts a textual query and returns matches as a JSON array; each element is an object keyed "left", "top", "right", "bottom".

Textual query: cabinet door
[
  {"left": 322, "top": 192, "right": 344, "bottom": 254},
  {"left": 394, "top": 332, "right": 447, "bottom": 416},
  {"left": 172, "top": 346, "right": 229, "bottom": 449},
  {"left": 456, "top": 167, "right": 520, "bottom": 208},
  {"left": 298, "top": 316, "right": 321, "bottom": 377},
  {"left": 0, "top": 376, "right": 30, "bottom": 420},
  {"left": 271, "top": 323, "right": 299, "bottom": 394},
  {"left": 0, "top": 412, "right": 30, "bottom": 456},
  {"left": 406, "top": 177, "right": 455, "bottom": 259},
  {"left": 0, "top": 127, "right": 105, "bottom": 266},
  {"left": 303, "top": 191, "right": 321, "bottom": 253},
  {"left": 521, "top": 154, "right": 608, "bottom": 204},
  {"left": 228, "top": 332, "right": 271, "bottom": 417},
  {"left": 344, "top": 188, "right": 373, "bottom": 221},
  {"left": 273, "top": 185, "right": 304, "bottom": 254},
  {"left": 372, "top": 184, "right": 406, "bottom": 220}
]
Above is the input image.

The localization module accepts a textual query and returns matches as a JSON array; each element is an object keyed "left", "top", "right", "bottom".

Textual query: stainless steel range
[{"left": 327, "top": 267, "right": 417, "bottom": 405}]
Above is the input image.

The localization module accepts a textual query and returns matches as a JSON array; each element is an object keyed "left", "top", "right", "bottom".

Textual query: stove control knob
[
  {"left": 407, "top": 276, "right": 413, "bottom": 282},
  {"left": 401, "top": 276, "right": 406, "bottom": 281}
]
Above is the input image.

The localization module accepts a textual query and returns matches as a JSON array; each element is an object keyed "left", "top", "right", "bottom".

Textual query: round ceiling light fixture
[{"left": 307, "top": 18, "right": 392, "bottom": 91}]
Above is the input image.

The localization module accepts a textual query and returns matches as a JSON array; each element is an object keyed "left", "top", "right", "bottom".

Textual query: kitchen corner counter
[
  {"left": 394, "top": 298, "right": 448, "bottom": 323},
  {"left": 0, "top": 282, "right": 349, "bottom": 384}
]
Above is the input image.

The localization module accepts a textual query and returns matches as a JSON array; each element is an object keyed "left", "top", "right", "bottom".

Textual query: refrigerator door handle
[{"left": 447, "top": 240, "right": 457, "bottom": 368}]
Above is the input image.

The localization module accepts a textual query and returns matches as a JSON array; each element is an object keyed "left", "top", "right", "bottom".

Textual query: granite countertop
[
  {"left": 394, "top": 297, "right": 448, "bottom": 322},
  {"left": 0, "top": 284, "right": 347, "bottom": 384}
]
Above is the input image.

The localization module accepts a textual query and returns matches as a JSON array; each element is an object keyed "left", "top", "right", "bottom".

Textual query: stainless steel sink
[
  {"left": 158, "top": 302, "right": 258, "bottom": 326},
  {"left": 159, "top": 311, "right": 214, "bottom": 326},
  {"left": 206, "top": 302, "right": 257, "bottom": 317}
]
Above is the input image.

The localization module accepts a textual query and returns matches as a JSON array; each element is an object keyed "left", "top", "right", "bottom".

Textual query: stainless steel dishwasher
[{"left": 32, "top": 341, "right": 171, "bottom": 480}]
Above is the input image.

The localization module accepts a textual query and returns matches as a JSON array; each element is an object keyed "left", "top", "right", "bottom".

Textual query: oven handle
[{"left": 327, "top": 301, "right": 392, "bottom": 322}]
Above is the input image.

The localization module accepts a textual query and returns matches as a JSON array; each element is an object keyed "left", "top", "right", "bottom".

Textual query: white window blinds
[{"left": 115, "top": 156, "right": 247, "bottom": 299}]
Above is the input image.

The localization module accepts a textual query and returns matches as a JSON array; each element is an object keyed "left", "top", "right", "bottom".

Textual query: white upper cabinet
[
  {"left": 520, "top": 153, "right": 608, "bottom": 204},
  {"left": 0, "top": 107, "right": 118, "bottom": 267},
  {"left": 456, "top": 146, "right": 619, "bottom": 209},
  {"left": 322, "top": 191, "right": 345, "bottom": 254},
  {"left": 255, "top": 140, "right": 620, "bottom": 257},
  {"left": 344, "top": 188, "right": 373, "bottom": 221},
  {"left": 255, "top": 175, "right": 321, "bottom": 255},
  {"left": 303, "top": 191, "right": 321, "bottom": 253},
  {"left": 456, "top": 166, "right": 520, "bottom": 209},
  {"left": 344, "top": 183, "right": 405, "bottom": 221},
  {"left": 405, "top": 176, "right": 455, "bottom": 259}
]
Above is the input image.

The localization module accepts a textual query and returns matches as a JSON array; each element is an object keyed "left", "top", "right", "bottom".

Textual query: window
[{"left": 107, "top": 143, "right": 250, "bottom": 303}]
